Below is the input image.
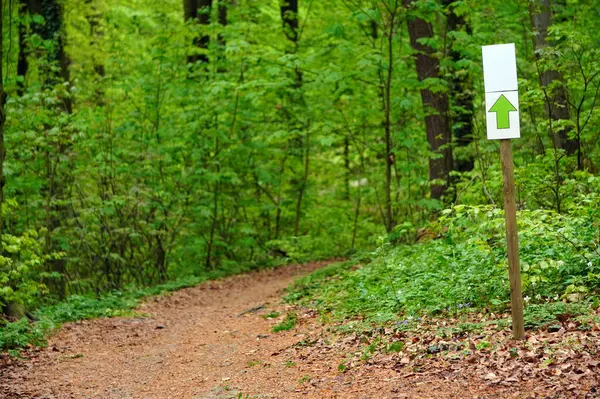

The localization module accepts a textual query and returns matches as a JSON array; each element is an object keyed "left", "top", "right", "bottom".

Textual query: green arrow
[{"left": 489, "top": 94, "right": 517, "bottom": 129}]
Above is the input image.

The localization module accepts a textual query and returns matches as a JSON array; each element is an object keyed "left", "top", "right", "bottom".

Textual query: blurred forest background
[{"left": 0, "top": 0, "right": 599, "bottom": 322}]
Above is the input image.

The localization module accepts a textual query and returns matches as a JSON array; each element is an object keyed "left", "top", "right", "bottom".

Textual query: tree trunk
[
  {"left": 280, "top": 0, "right": 299, "bottom": 44},
  {"left": 0, "top": 0, "right": 6, "bottom": 239},
  {"left": 279, "top": 0, "right": 307, "bottom": 237},
  {"left": 343, "top": 137, "right": 350, "bottom": 200},
  {"left": 28, "top": 0, "right": 71, "bottom": 298},
  {"left": 86, "top": 0, "right": 105, "bottom": 78},
  {"left": 86, "top": 0, "right": 105, "bottom": 104},
  {"left": 27, "top": 0, "right": 72, "bottom": 112},
  {"left": 197, "top": 0, "right": 212, "bottom": 63},
  {"left": 218, "top": 0, "right": 227, "bottom": 26},
  {"left": 444, "top": 0, "right": 474, "bottom": 173},
  {"left": 17, "top": 0, "right": 28, "bottom": 96},
  {"left": 184, "top": 0, "right": 212, "bottom": 64},
  {"left": 383, "top": 13, "right": 396, "bottom": 233},
  {"left": 0, "top": 2, "right": 13, "bottom": 317},
  {"left": 294, "top": 130, "right": 309, "bottom": 237},
  {"left": 216, "top": 0, "right": 229, "bottom": 67},
  {"left": 404, "top": 0, "right": 453, "bottom": 200},
  {"left": 183, "top": 0, "right": 197, "bottom": 21},
  {"left": 530, "top": 0, "right": 578, "bottom": 157}
]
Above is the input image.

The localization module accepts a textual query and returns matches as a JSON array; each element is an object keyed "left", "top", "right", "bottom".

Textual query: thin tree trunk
[
  {"left": 530, "top": 0, "right": 578, "bottom": 157},
  {"left": 294, "top": 129, "right": 310, "bottom": 236},
  {"left": 0, "top": 0, "right": 6, "bottom": 239},
  {"left": 184, "top": 0, "right": 213, "bottom": 64},
  {"left": 86, "top": 0, "right": 105, "bottom": 105},
  {"left": 17, "top": 0, "right": 28, "bottom": 96},
  {"left": 369, "top": 7, "right": 396, "bottom": 232},
  {"left": 444, "top": 0, "right": 474, "bottom": 173},
  {"left": 205, "top": 136, "right": 220, "bottom": 269},
  {"left": 27, "top": 0, "right": 72, "bottom": 112},
  {"left": 218, "top": 0, "right": 227, "bottom": 46},
  {"left": 274, "top": 157, "right": 286, "bottom": 240},
  {"left": 351, "top": 186, "right": 361, "bottom": 250},
  {"left": 343, "top": 137, "right": 350, "bottom": 200},
  {"left": 197, "top": 0, "right": 212, "bottom": 63},
  {"left": 0, "top": 12, "right": 23, "bottom": 316},
  {"left": 280, "top": 0, "right": 299, "bottom": 43},
  {"left": 86, "top": 1, "right": 105, "bottom": 78},
  {"left": 279, "top": 0, "right": 308, "bottom": 237},
  {"left": 404, "top": 0, "right": 453, "bottom": 200},
  {"left": 28, "top": 0, "right": 71, "bottom": 298},
  {"left": 384, "top": 13, "right": 395, "bottom": 232}
]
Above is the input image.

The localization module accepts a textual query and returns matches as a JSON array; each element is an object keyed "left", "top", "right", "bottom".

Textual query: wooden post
[{"left": 500, "top": 139, "right": 525, "bottom": 340}]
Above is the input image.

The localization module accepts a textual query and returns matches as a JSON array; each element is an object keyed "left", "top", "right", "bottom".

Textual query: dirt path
[
  {"left": 1, "top": 262, "right": 326, "bottom": 399},
  {"left": 2, "top": 261, "right": 599, "bottom": 399}
]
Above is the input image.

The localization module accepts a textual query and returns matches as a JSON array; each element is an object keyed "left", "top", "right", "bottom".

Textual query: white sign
[{"left": 482, "top": 43, "right": 520, "bottom": 140}]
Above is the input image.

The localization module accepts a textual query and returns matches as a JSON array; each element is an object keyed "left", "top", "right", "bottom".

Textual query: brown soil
[{"left": 1, "top": 261, "right": 599, "bottom": 399}]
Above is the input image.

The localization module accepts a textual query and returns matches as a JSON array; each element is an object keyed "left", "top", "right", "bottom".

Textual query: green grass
[
  {"left": 262, "top": 311, "right": 281, "bottom": 319},
  {"left": 272, "top": 312, "right": 297, "bottom": 332}
]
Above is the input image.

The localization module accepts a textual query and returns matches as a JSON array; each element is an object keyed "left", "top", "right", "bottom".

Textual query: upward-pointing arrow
[{"left": 489, "top": 94, "right": 517, "bottom": 129}]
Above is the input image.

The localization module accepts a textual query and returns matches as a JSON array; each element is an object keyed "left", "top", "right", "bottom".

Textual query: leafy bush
[
  {"left": 0, "top": 318, "right": 53, "bottom": 351},
  {"left": 524, "top": 302, "right": 590, "bottom": 329},
  {"left": 287, "top": 206, "right": 600, "bottom": 324},
  {"left": 36, "top": 293, "right": 140, "bottom": 324},
  {"left": 0, "top": 229, "right": 51, "bottom": 312}
]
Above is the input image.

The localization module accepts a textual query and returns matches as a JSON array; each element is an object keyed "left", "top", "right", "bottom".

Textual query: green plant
[
  {"left": 360, "top": 338, "right": 379, "bottom": 361},
  {"left": 262, "top": 311, "right": 281, "bottom": 319},
  {"left": 298, "top": 375, "right": 311, "bottom": 384},
  {"left": 0, "top": 318, "right": 53, "bottom": 351},
  {"left": 247, "top": 360, "right": 262, "bottom": 367},
  {"left": 524, "top": 302, "right": 590, "bottom": 329},
  {"left": 475, "top": 341, "right": 492, "bottom": 350},
  {"left": 0, "top": 228, "right": 55, "bottom": 312},
  {"left": 272, "top": 312, "right": 297, "bottom": 333},
  {"left": 386, "top": 341, "right": 404, "bottom": 353},
  {"left": 286, "top": 206, "right": 600, "bottom": 329}
]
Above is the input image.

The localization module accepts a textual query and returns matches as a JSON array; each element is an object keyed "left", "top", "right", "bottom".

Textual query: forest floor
[{"left": 1, "top": 261, "right": 600, "bottom": 399}]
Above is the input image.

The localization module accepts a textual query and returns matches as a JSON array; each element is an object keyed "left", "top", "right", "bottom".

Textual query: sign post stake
[
  {"left": 482, "top": 43, "right": 525, "bottom": 340},
  {"left": 499, "top": 139, "right": 525, "bottom": 340}
]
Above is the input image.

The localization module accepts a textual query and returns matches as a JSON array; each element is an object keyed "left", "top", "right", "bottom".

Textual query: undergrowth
[{"left": 286, "top": 206, "right": 600, "bottom": 329}]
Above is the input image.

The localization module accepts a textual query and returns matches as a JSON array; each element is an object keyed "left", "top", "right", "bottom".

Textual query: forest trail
[{"left": 1, "top": 261, "right": 593, "bottom": 399}]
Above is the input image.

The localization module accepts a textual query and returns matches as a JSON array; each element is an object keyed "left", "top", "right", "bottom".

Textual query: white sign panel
[{"left": 482, "top": 43, "right": 520, "bottom": 140}]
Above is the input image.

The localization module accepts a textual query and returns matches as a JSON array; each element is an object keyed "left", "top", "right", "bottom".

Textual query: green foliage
[
  {"left": 287, "top": 206, "right": 600, "bottom": 324},
  {"left": 1, "top": 0, "right": 600, "bottom": 354},
  {"left": 524, "top": 302, "right": 590, "bottom": 329},
  {"left": 285, "top": 259, "right": 361, "bottom": 303},
  {"left": 36, "top": 293, "right": 139, "bottom": 323},
  {"left": 0, "top": 225, "right": 53, "bottom": 310},
  {"left": 386, "top": 341, "right": 404, "bottom": 353},
  {"left": 272, "top": 312, "right": 297, "bottom": 333},
  {"left": 262, "top": 311, "right": 281, "bottom": 319},
  {"left": 0, "top": 318, "right": 53, "bottom": 351}
]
